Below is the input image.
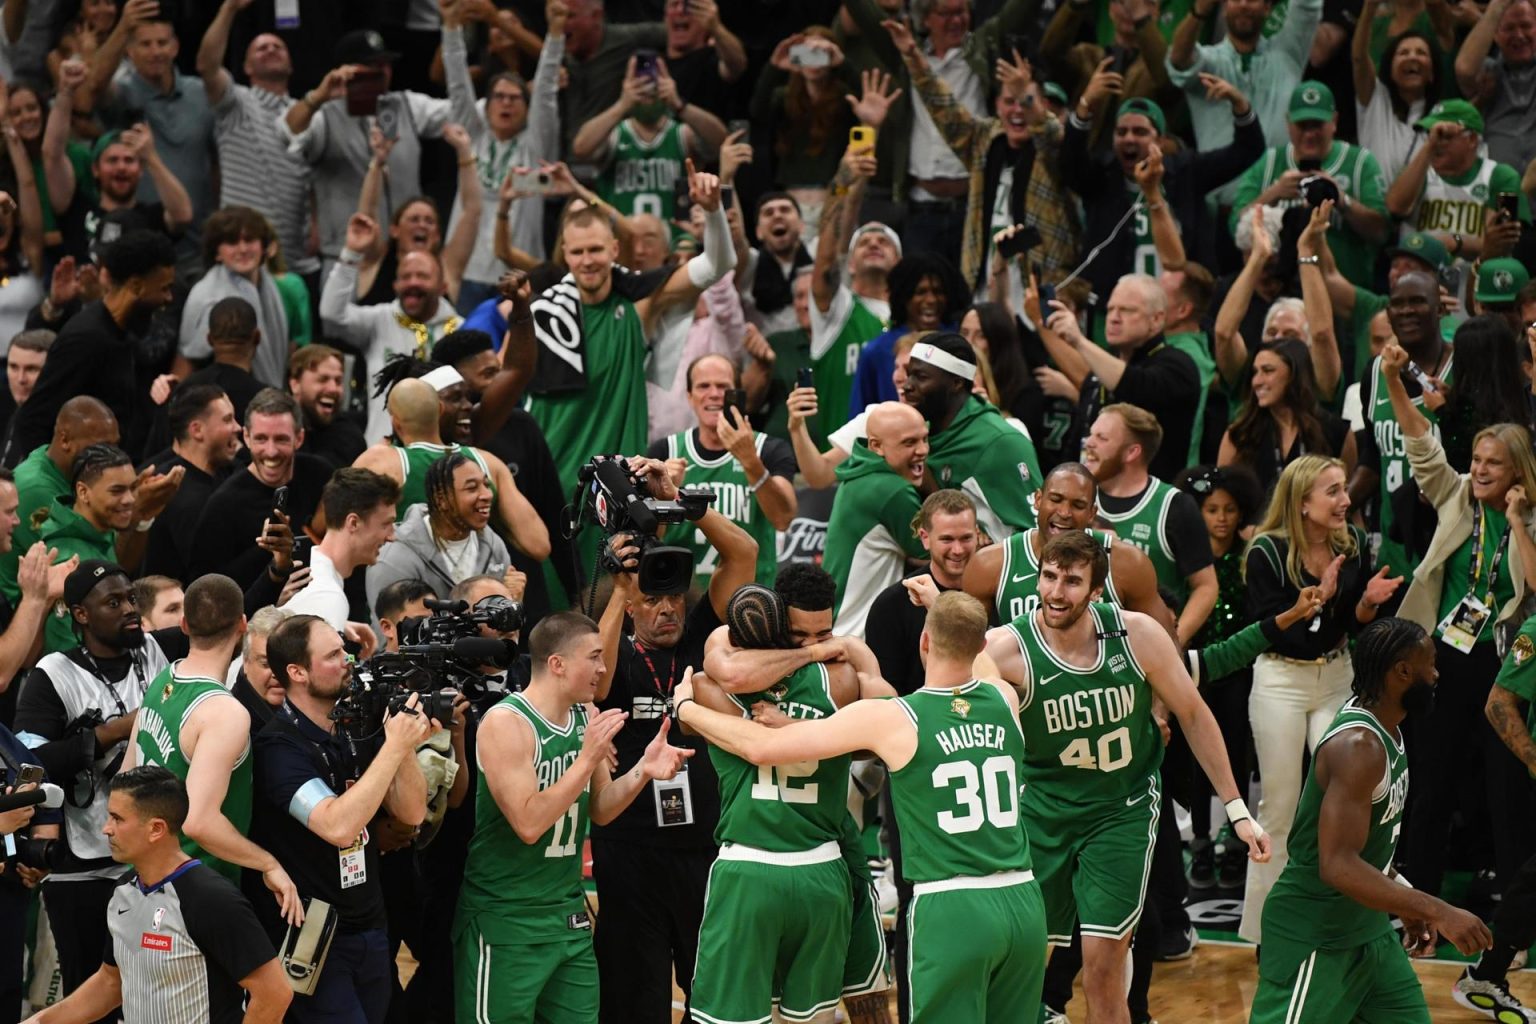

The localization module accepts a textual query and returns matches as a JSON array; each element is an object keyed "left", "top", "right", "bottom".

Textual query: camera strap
[
  {"left": 279, "top": 701, "right": 362, "bottom": 786},
  {"left": 631, "top": 640, "right": 680, "bottom": 699}
]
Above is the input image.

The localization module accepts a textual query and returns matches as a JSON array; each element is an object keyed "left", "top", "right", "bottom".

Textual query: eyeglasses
[
  {"left": 490, "top": 91, "right": 527, "bottom": 104},
  {"left": 930, "top": 4, "right": 969, "bottom": 19}
]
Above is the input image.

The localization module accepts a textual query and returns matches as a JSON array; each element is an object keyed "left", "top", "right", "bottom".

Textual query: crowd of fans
[{"left": 0, "top": 0, "right": 1530, "bottom": 1021}]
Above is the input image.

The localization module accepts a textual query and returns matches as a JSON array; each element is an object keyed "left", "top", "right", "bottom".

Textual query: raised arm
[
  {"left": 3, "top": 128, "right": 45, "bottom": 275},
  {"left": 285, "top": 64, "right": 354, "bottom": 137},
  {"left": 694, "top": 0, "right": 746, "bottom": 81},
  {"left": 197, "top": 0, "right": 251, "bottom": 106},
  {"left": 1214, "top": 210, "right": 1269, "bottom": 389},
  {"left": 1298, "top": 201, "right": 1342, "bottom": 399},
  {"left": 1133, "top": 145, "right": 1184, "bottom": 271},
  {"left": 439, "top": 123, "right": 482, "bottom": 302},
  {"left": 83, "top": 0, "right": 156, "bottom": 108},
  {"left": 1352, "top": 0, "right": 1382, "bottom": 107},
  {"left": 813, "top": 132, "right": 875, "bottom": 313},
  {"left": 1457, "top": 0, "right": 1509, "bottom": 99},
  {"left": 1379, "top": 340, "right": 1430, "bottom": 440},
  {"left": 1169, "top": 0, "right": 1212, "bottom": 72},
  {"left": 1385, "top": 129, "right": 1434, "bottom": 219},
  {"left": 571, "top": 59, "right": 642, "bottom": 162},
  {"left": 43, "top": 59, "right": 85, "bottom": 213},
  {"left": 471, "top": 269, "right": 537, "bottom": 435},
  {"left": 0, "top": 545, "right": 63, "bottom": 693},
  {"left": 658, "top": 59, "right": 727, "bottom": 156},
  {"left": 125, "top": 124, "right": 192, "bottom": 231},
  {"left": 483, "top": 449, "right": 551, "bottom": 560},
  {"left": 637, "top": 160, "right": 736, "bottom": 318}
]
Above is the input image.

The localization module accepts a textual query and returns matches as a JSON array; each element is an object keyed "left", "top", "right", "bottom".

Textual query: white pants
[{"left": 1238, "top": 650, "right": 1354, "bottom": 942}]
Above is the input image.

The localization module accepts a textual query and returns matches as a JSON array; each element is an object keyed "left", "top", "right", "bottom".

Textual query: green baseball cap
[
  {"left": 1042, "top": 82, "right": 1069, "bottom": 107},
  {"left": 1389, "top": 232, "right": 1451, "bottom": 273},
  {"left": 90, "top": 129, "right": 124, "bottom": 164},
  {"left": 1117, "top": 97, "right": 1166, "bottom": 136},
  {"left": 1474, "top": 257, "right": 1530, "bottom": 304},
  {"left": 1288, "top": 81, "right": 1336, "bottom": 124},
  {"left": 1416, "top": 98, "right": 1484, "bottom": 135}
]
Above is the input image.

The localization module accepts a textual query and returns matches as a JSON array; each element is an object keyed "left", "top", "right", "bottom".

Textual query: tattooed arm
[{"left": 1486, "top": 682, "right": 1536, "bottom": 775}]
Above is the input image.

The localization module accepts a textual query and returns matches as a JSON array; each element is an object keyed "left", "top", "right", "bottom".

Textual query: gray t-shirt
[{"left": 1482, "top": 57, "right": 1536, "bottom": 173}]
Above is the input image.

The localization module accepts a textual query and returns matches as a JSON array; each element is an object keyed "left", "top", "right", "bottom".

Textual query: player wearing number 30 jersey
[
  {"left": 678, "top": 590, "right": 1048, "bottom": 1024},
  {"left": 984, "top": 531, "right": 1271, "bottom": 1024}
]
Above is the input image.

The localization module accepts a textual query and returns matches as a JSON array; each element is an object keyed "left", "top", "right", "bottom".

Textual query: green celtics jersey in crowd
[
  {"left": 711, "top": 663, "right": 850, "bottom": 852},
  {"left": 1261, "top": 700, "right": 1408, "bottom": 959},
  {"left": 133, "top": 666, "right": 252, "bottom": 883},
  {"left": 391, "top": 442, "right": 493, "bottom": 520},
  {"left": 1363, "top": 353, "right": 1451, "bottom": 578},
  {"left": 890, "top": 680, "right": 1033, "bottom": 883},
  {"left": 1097, "top": 479, "right": 1187, "bottom": 602},
  {"left": 598, "top": 119, "right": 687, "bottom": 222},
  {"left": 994, "top": 528, "right": 1120, "bottom": 623},
  {"left": 456, "top": 694, "right": 589, "bottom": 943},
  {"left": 810, "top": 289, "right": 888, "bottom": 442},
  {"left": 662, "top": 430, "right": 779, "bottom": 587},
  {"left": 1006, "top": 603, "right": 1163, "bottom": 803}
]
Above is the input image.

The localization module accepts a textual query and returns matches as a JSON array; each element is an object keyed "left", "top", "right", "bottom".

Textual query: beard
[
  {"left": 914, "top": 388, "right": 953, "bottom": 427},
  {"left": 113, "top": 624, "right": 146, "bottom": 649},
  {"left": 1401, "top": 680, "right": 1436, "bottom": 718}
]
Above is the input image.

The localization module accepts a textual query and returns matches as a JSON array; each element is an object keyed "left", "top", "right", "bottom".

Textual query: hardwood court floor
[{"left": 665, "top": 944, "right": 1536, "bottom": 1022}]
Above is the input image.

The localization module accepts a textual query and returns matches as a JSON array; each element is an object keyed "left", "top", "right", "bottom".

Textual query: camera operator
[
  {"left": 1, "top": 722, "right": 61, "bottom": 1024},
  {"left": 250, "top": 614, "right": 434, "bottom": 1024},
  {"left": 592, "top": 454, "right": 757, "bottom": 1023},
  {"left": 375, "top": 581, "right": 436, "bottom": 655},
  {"left": 13, "top": 560, "right": 189, "bottom": 1015},
  {"left": 21, "top": 767, "right": 292, "bottom": 1024}
]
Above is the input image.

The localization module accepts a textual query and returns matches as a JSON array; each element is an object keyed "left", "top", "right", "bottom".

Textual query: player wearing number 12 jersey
[
  {"left": 985, "top": 531, "right": 1270, "bottom": 1024},
  {"left": 454, "top": 613, "right": 691, "bottom": 1024},
  {"left": 678, "top": 590, "right": 1047, "bottom": 1023}
]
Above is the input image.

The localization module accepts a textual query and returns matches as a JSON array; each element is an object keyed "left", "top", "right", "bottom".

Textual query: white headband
[
  {"left": 910, "top": 342, "right": 976, "bottom": 381},
  {"left": 421, "top": 365, "right": 464, "bottom": 393},
  {"left": 849, "top": 222, "right": 903, "bottom": 258}
]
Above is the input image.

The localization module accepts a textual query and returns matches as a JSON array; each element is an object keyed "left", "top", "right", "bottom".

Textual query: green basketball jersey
[
  {"left": 1365, "top": 353, "right": 1451, "bottom": 578},
  {"left": 710, "top": 663, "right": 850, "bottom": 852},
  {"left": 133, "top": 665, "right": 251, "bottom": 883},
  {"left": 995, "top": 528, "right": 1121, "bottom": 623},
  {"left": 1097, "top": 480, "right": 1187, "bottom": 602},
  {"left": 890, "top": 680, "right": 1033, "bottom": 884},
  {"left": 811, "top": 294, "right": 885, "bottom": 441},
  {"left": 526, "top": 292, "right": 650, "bottom": 491},
  {"left": 457, "top": 694, "right": 589, "bottom": 943},
  {"left": 1007, "top": 603, "right": 1163, "bottom": 803},
  {"left": 663, "top": 430, "right": 777, "bottom": 587},
  {"left": 391, "top": 442, "right": 493, "bottom": 520},
  {"left": 1262, "top": 699, "right": 1408, "bottom": 953},
  {"left": 598, "top": 119, "right": 687, "bottom": 222}
]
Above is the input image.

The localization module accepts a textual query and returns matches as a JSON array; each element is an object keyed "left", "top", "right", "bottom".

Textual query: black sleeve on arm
[
  {"left": 1245, "top": 539, "right": 1298, "bottom": 620},
  {"left": 179, "top": 868, "right": 279, "bottom": 982},
  {"left": 1168, "top": 492, "right": 1215, "bottom": 577},
  {"left": 761, "top": 437, "right": 799, "bottom": 478},
  {"left": 1334, "top": 532, "right": 1373, "bottom": 633},
  {"left": 865, "top": 583, "right": 914, "bottom": 688},
  {"left": 1110, "top": 349, "right": 1200, "bottom": 407},
  {"left": 1192, "top": 108, "right": 1266, "bottom": 192},
  {"left": 13, "top": 667, "right": 97, "bottom": 781}
]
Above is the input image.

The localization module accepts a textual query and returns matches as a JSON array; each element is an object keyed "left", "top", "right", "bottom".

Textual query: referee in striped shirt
[{"left": 24, "top": 767, "right": 291, "bottom": 1024}]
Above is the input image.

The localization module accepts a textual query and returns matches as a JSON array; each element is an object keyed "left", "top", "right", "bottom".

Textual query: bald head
[
  {"left": 53, "top": 397, "right": 120, "bottom": 465},
  {"left": 867, "top": 401, "right": 924, "bottom": 442},
  {"left": 388, "top": 378, "right": 442, "bottom": 437},
  {"left": 866, "top": 402, "right": 929, "bottom": 482}
]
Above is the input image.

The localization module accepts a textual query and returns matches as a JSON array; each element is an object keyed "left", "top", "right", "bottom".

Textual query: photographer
[
  {"left": 1, "top": 722, "right": 61, "bottom": 1024},
  {"left": 250, "top": 614, "right": 433, "bottom": 1024},
  {"left": 592, "top": 454, "right": 757, "bottom": 1024},
  {"left": 13, "top": 560, "right": 188, "bottom": 1013}
]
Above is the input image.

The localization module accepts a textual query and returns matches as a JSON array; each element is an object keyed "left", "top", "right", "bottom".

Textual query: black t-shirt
[
  {"left": 300, "top": 417, "right": 368, "bottom": 472},
  {"left": 189, "top": 455, "right": 332, "bottom": 584},
  {"left": 141, "top": 449, "right": 233, "bottom": 582},
  {"left": 57, "top": 199, "right": 175, "bottom": 265},
  {"left": 866, "top": 568, "right": 958, "bottom": 696},
  {"left": 592, "top": 595, "right": 721, "bottom": 849},
  {"left": 251, "top": 704, "right": 386, "bottom": 935},
  {"left": 665, "top": 45, "right": 732, "bottom": 119},
  {"left": 1099, "top": 483, "right": 1214, "bottom": 582}
]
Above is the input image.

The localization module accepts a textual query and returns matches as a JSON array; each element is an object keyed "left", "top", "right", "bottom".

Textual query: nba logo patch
[
  {"left": 152, "top": 907, "right": 166, "bottom": 931},
  {"left": 1109, "top": 654, "right": 1127, "bottom": 673}
]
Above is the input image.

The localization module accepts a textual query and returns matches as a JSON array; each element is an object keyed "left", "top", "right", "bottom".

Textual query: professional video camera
[
  {"left": 331, "top": 598, "right": 521, "bottom": 739},
  {"left": 573, "top": 454, "right": 715, "bottom": 595}
]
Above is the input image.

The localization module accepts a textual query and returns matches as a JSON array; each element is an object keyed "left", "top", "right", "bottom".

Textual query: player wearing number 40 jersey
[
  {"left": 679, "top": 590, "right": 1048, "bottom": 1023},
  {"left": 453, "top": 612, "right": 691, "bottom": 1024},
  {"left": 984, "top": 531, "right": 1270, "bottom": 1024}
]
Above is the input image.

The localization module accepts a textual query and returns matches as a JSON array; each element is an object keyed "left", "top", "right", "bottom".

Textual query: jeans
[{"left": 289, "top": 928, "right": 392, "bottom": 1024}]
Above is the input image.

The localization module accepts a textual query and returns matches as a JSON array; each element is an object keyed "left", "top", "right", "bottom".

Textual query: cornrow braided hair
[
  {"left": 727, "top": 584, "right": 793, "bottom": 650},
  {"left": 1350, "top": 617, "right": 1427, "bottom": 705},
  {"left": 372, "top": 352, "right": 439, "bottom": 399},
  {"left": 71, "top": 443, "right": 132, "bottom": 491},
  {"left": 425, "top": 451, "right": 475, "bottom": 538}
]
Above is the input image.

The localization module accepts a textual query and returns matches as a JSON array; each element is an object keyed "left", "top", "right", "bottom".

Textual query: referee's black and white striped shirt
[{"left": 105, "top": 859, "right": 278, "bottom": 1024}]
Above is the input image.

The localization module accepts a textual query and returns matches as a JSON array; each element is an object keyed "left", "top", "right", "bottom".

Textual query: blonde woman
[
  {"left": 1239, "top": 454, "right": 1403, "bottom": 941},
  {"left": 1381, "top": 337, "right": 1536, "bottom": 915}
]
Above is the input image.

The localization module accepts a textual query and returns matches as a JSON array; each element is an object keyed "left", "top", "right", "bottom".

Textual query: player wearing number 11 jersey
[
  {"left": 678, "top": 590, "right": 1047, "bottom": 1023},
  {"left": 984, "top": 531, "right": 1271, "bottom": 1024}
]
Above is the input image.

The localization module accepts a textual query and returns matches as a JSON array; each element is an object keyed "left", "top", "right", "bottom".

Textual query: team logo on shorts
[
  {"left": 1514, "top": 633, "right": 1535, "bottom": 666},
  {"left": 951, "top": 697, "right": 971, "bottom": 718}
]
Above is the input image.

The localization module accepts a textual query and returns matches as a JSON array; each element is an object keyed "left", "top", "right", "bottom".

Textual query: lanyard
[
  {"left": 80, "top": 650, "right": 145, "bottom": 718},
  {"left": 632, "top": 640, "right": 679, "bottom": 699},
  {"left": 280, "top": 700, "right": 362, "bottom": 785},
  {"left": 1470, "top": 504, "right": 1509, "bottom": 605}
]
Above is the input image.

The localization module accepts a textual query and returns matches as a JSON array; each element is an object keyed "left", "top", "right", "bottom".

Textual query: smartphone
[
  {"left": 724, "top": 388, "right": 748, "bottom": 422},
  {"left": 1405, "top": 361, "right": 1440, "bottom": 395},
  {"left": 727, "top": 118, "right": 750, "bottom": 138},
  {"left": 16, "top": 764, "right": 43, "bottom": 787},
  {"left": 1107, "top": 47, "right": 1129, "bottom": 76},
  {"left": 345, "top": 67, "right": 386, "bottom": 118},
  {"left": 513, "top": 169, "right": 554, "bottom": 195},
  {"left": 789, "top": 43, "right": 832, "bottom": 68},
  {"left": 997, "top": 224, "right": 1042, "bottom": 260},
  {"left": 1499, "top": 191, "right": 1522, "bottom": 222},
  {"left": 1033, "top": 263, "right": 1056, "bottom": 307},
  {"left": 635, "top": 48, "right": 660, "bottom": 79},
  {"left": 375, "top": 95, "right": 401, "bottom": 141},
  {"left": 850, "top": 126, "right": 876, "bottom": 149},
  {"left": 273, "top": 485, "right": 289, "bottom": 518},
  {"left": 1297, "top": 157, "right": 1322, "bottom": 173},
  {"left": 795, "top": 367, "right": 815, "bottom": 391}
]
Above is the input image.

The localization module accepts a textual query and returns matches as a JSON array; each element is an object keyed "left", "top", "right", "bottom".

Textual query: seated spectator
[
  {"left": 283, "top": 468, "right": 400, "bottom": 631},
  {"left": 365, "top": 450, "right": 514, "bottom": 622},
  {"left": 0, "top": 328, "right": 53, "bottom": 465},
  {"left": 849, "top": 252, "right": 967, "bottom": 412},
  {"left": 289, "top": 345, "right": 366, "bottom": 471},
  {"left": 190, "top": 388, "right": 332, "bottom": 586},
  {"left": 174, "top": 207, "right": 292, "bottom": 388},
  {"left": 572, "top": 54, "right": 726, "bottom": 227},
  {"left": 1353, "top": 3, "right": 1443, "bottom": 183},
  {"left": 179, "top": 297, "right": 266, "bottom": 424},
  {"left": 11, "top": 230, "right": 176, "bottom": 459},
  {"left": 321, "top": 214, "right": 463, "bottom": 443},
  {"left": 131, "top": 574, "right": 182, "bottom": 630},
  {"left": 751, "top": 31, "right": 860, "bottom": 225},
  {"left": 140, "top": 384, "right": 240, "bottom": 582},
  {"left": 1455, "top": 0, "right": 1536, "bottom": 174},
  {"left": 442, "top": 0, "right": 565, "bottom": 307}
]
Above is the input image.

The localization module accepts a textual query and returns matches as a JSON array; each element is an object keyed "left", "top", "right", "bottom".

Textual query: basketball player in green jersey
[
  {"left": 984, "top": 531, "right": 1270, "bottom": 1024},
  {"left": 123, "top": 574, "right": 302, "bottom": 925},
  {"left": 454, "top": 611, "right": 691, "bottom": 1023},
  {"left": 962, "top": 462, "right": 1173, "bottom": 631},
  {"left": 677, "top": 590, "right": 1047, "bottom": 1023},
  {"left": 689, "top": 581, "right": 894, "bottom": 1024},
  {"left": 1250, "top": 618, "right": 1493, "bottom": 1024}
]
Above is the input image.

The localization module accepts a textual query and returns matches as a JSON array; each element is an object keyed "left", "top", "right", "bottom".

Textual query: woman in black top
[
  {"left": 960, "top": 301, "right": 1045, "bottom": 445},
  {"left": 1218, "top": 337, "right": 1354, "bottom": 498},
  {"left": 1237, "top": 454, "right": 1402, "bottom": 942}
]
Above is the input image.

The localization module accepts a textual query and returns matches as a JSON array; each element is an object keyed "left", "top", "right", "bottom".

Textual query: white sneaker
[
  {"left": 1042, "top": 1008, "right": 1071, "bottom": 1024},
  {"left": 1453, "top": 966, "right": 1536, "bottom": 1022},
  {"left": 875, "top": 866, "right": 898, "bottom": 914}
]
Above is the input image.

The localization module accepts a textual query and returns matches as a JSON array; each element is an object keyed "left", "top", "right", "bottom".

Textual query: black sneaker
[
  {"left": 1218, "top": 842, "right": 1248, "bottom": 893},
  {"left": 1453, "top": 966, "right": 1536, "bottom": 1022},
  {"left": 1155, "top": 924, "right": 1198, "bottom": 962},
  {"left": 1189, "top": 840, "right": 1216, "bottom": 892}
]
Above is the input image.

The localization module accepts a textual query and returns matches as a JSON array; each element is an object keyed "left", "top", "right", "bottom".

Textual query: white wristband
[{"left": 1224, "top": 797, "right": 1254, "bottom": 826}]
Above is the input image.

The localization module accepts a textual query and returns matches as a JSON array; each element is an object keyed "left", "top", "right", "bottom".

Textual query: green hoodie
[
  {"left": 823, "top": 441, "right": 926, "bottom": 637},
  {"left": 0, "top": 445, "right": 71, "bottom": 604},
  {"left": 925, "top": 396, "right": 1042, "bottom": 540},
  {"left": 38, "top": 497, "right": 117, "bottom": 653}
]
